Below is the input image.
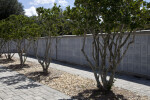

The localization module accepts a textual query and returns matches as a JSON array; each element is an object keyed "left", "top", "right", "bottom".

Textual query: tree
[
  {"left": 65, "top": 0, "right": 147, "bottom": 91},
  {"left": 35, "top": 4, "right": 63, "bottom": 74},
  {"left": 0, "top": 19, "right": 15, "bottom": 60},
  {"left": 0, "top": 0, "right": 24, "bottom": 20},
  {"left": 7, "top": 15, "right": 40, "bottom": 66}
]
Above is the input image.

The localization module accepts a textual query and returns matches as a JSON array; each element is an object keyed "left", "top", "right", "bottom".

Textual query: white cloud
[
  {"left": 58, "top": 0, "right": 68, "bottom": 7},
  {"left": 25, "top": 6, "right": 38, "bottom": 17},
  {"left": 30, "top": 0, "right": 55, "bottom": 5}
]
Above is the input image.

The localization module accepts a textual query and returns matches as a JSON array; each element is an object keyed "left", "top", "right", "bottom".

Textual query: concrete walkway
[
  {"left": 0, "top": 66, "right": 70, "bottom": 100},
  {"left": 20, "top": 55, "right": 150, "bottom": 99}
]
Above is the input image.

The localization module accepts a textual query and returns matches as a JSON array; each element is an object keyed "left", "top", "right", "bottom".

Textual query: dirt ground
[{"left": 0, "top": 56, "right": 148, "bottom": 100}]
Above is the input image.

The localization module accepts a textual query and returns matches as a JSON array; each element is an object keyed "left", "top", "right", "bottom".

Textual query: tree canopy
[
  {"left": 65, "top": 0, "right": 147, "bottom": 34},
  {"left": 143, "top": 1, "right": 150, "bottom": 29},
  {"left": 0, "top": 0, "right": 24, "bottom": 20}
]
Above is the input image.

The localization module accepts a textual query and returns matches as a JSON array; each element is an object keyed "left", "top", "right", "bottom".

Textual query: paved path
[
  {"left": 0, "top": 66, "right": 70, "bottom": 100},
  {"left": 20, "top": 55, "right": 150, "bottom": 99}
]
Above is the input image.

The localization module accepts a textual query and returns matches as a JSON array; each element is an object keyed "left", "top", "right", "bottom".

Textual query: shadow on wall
[{"left": 0, "top": 59, "right": 15, "bottom": 64}]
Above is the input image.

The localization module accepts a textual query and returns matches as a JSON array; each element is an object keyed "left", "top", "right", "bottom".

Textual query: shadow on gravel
[
  {"left": 71, "top": 89, "right": 126, "bottom": 100},
  {"left": 26, "top": 71, "right": 59, "bottom": 82},
  {"left": 7, "top": 64, "right": 30, "bottom": 71},
  {"left": 27, "top": 71, "right": 50, "bottom": 76},
  {"left": 0, "top": 59, "right": 15, "bottom": 64}
]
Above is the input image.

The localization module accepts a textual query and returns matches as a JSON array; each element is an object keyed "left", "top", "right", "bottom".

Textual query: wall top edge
[{"left": 38, "top": 30, "right": 150, "bottom": 39}]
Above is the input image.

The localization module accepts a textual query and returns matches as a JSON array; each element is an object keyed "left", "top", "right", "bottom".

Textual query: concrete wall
[
  {"left": 27, "top": 38, "right": 57, "bottom": 59},
  {"left": 120, "top": 32, "right": 150, "bottom": 77},
  {"left": 1, "top": 41, "right": 17, "bottom": 53},
  {"left": 21, "top": 31, "right": 150, "bottom": 78}
]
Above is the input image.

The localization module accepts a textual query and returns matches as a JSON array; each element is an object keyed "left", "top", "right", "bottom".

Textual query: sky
[
  {"left": 18, "top": 0, "right": 150, "bottom": 17},
  {"left": 18, "top": 0, "right": 75, "bottom": 17}
]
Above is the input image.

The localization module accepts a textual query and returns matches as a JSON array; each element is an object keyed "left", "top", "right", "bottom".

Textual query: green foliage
[
  {"left": 0, "top": 0, "right": 24, "bottom": 20},
  {"left": 1, "top": 15, "right": 41, "bottom": 64},
  {"left": 36, "top": 3, "right": 64, "bottom": 37},
  {"left": 143, "top": 1, "right": 150, "bottom": 29},
  {"left": 0, "top": 19, "right": 13, "bottom": 41},
  {"left": 65, "top": 0, "right": 147, "bottom": 34},
  {"left": 0, "top": 15, "right": 40, "bottom": 42},
  {"left": 0, "top": 20, "right": 5, "bottom": 39},
  {"left": 5, "top": 15, "right": 40, "bottom": 40},
  {"left": 64, "top": 6, "right": 86, "bottom": 35}
]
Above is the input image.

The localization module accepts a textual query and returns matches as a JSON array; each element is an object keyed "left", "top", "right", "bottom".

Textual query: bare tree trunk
[
  {"left": 16, "top": 39, "right": 28, "bottom": 66},
  {"left": 18, "top": 51, "right": 24, "bottom": 65},
  {"left": 41, "top": 62, "right": 49, "bottom": 74},
  {"left": 0, "top": 53, "right": 2, "bottom": 57},
  {"left": 38, "top": 58, "right": 50, "bottom": 74},
  {"left": 34, "top": 36, "right": 52, "bottom": 74},
  {"left": 93, "top": 72, "right": 101, "bottom": 89},
  {"left": 82, "top": 29, "right": 135, "bottom": 92},
  {"left": 4, "top": 41, "right": 14, "bottom": 60},
  {"left": 81, "top": 31, "right": 103, "bottom": 89}
]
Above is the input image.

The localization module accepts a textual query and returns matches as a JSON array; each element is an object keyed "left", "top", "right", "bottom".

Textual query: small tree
[
  {"left": 7, "top": 15, "right": 40, "bottom": 66},
  {"left": 35, "top": 4, "right": 63, "bottom": 74},
  {"left": 0, "top": 19, "right": 15, "bottom": 60},
  {"left": 65, "top": 0, "right": 147, "bottom": 91}
]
